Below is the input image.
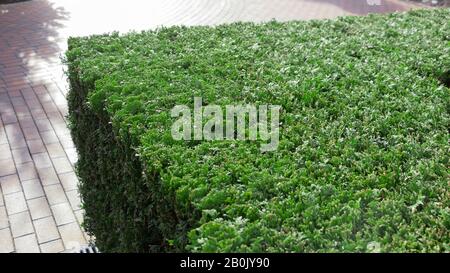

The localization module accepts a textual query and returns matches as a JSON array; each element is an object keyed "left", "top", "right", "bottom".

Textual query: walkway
[{"left": 0, "top": 0, "right": 422, "bottom": 253}]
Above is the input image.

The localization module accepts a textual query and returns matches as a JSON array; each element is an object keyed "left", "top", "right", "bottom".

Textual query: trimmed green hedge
[{"left": 66, "top": 8, "right": 450, "bottom": 253}]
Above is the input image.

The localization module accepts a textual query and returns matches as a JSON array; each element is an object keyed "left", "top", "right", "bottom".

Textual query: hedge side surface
[{"left": 66, "top": 9, "right": 450, "bottom": 253}]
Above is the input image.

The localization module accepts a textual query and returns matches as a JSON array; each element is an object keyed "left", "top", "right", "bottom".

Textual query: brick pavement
[{"left": 0, "top": 0, "right": 423, "bottom": 253}]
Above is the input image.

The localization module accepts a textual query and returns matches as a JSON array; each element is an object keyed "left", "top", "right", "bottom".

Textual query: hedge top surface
[{"left": 67, "top": 8, "right": 450, "bottom": 252}]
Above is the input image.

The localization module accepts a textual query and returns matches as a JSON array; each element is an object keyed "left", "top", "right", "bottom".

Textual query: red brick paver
[{"left": 0, "top": 0, "right": 423, "bottom": 253}]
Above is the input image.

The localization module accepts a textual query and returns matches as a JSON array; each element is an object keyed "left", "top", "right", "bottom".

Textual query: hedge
[{"left": 66, "top": 8, "right": 450, "bottom": 253}]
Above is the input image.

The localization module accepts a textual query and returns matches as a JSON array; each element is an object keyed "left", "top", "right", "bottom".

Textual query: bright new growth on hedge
[{"left": 66, "top": 9, "right": 450, "bottom": 253}]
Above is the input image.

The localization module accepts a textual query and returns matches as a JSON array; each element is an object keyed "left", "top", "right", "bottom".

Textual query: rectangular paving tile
[
  {"left": 37, "top": 93, "right": 53, "bottom": 103},
  {"left": 18, "top": 116, "right": 35, "bottom": 129},
  {"left": 46, "top": 143, "right": 66, "bottom": 159},
  {"left": 0, "top": 206, "right": 8, "bottom": 229},
  {"left": 44, "top": 184, "right": 67, "bottom": 205},
  {"left": 16, "top": 162, "right": 38, "bottom": 181},
  {"left": 52, "top": 122, "right": 70, "bottom": 137},
  {"left": 14, "top": 234, "right": 40, "bottom": 253},
  {"left": 0, "top": 228, "right": 14, "bottom": 253},
  {"left": 30, "top": 108, "right": 47, "bottom": 120},
  {"left": 26, "top": 139, "right": 46, "bottom": 154},
  {"left": 39, "top": 239, "right": 65, "bottom": 253},
  {"left": 22, "top": 126, "right": 41, "bottom": 141},
  {"left": 33, "top": 216, "right": 60, "bottom": 244},
  {"left": 51, "top": 203, "right": 76, "bottom": 226},
  {"left": 25, "top": 99, "right": 42, "bottom": 111},
  {"left": 0, "top": 159, "right": 16, "bottom": 177},
  {"left": 32, "top": 152, "right": 53, "bottom": 169},
  {"left": 4, "top": 191, "right": 27, "bottom": 215},
  {"left": 16, "top": 107, "right": 32, "bottom": 119},
  {"left": 40, "top": 131, "right": 59, "bottom": 145},
  {"left": 34, "top": 118, "right": 53, "bottom": 132},
  {"left": 66, "top": 190, "right": 82, "bottom": 211},
  {"left": 27, "top": 197, "right": 52, "bottom": 220},
  {"left": 0, "top": 174, "right": 21, "bottom": 195},
  {"left": 51, "top": 156, "right": 73, "bottom": 174},
  {"left": 4, "top": 123, "right": 26, "bottom": 149},
  {"left": 21, "top": 88, "right": 37, "bottom": 100},
  {"left": 37, "top": 167, "right": 60, "bottom": 186},
  {"left": 0, "top": 124, "right": 8, "bottom": 145},
  {"left": 74, "top": 209, "right": 84, "bottom": 226},
  {"left": 11, "top": 147, "right": 32, "bottom": 164},
  {"left": 59, "top": 134, "right": 75, "bottom": 149},
  {"left": 9, "top": 211, "right": 34, "bottom": 238},
  {"left": 58, "top": 222, "right": 87, "bottom": 249},
  {"left": 59, "top": 172, "right": 78, "bottom": 192},
  {"left": 0, "top": 143, "right": 12, "bottom": 160},
  {"left": 32, "top": 85, "right": 47, "bottom": 95},
  {"left": 10, "top": 96, "right": 26, "bottom": 107},
  {"left": 65, "top": 147, "right": 78, "bottom": 165},
  {"left": 1, "top": 111, "right": 18, "bottom": 125},
  {"left": 22, "top": 179, "right": 45, "bottom": 200},
  {"left": 41, "top": 101, "right": 58, "bottom": 114}
]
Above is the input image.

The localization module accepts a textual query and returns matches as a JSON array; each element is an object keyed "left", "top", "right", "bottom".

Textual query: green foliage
[{"left": 66, "top": 9, "right": 450, "bottom": 253}]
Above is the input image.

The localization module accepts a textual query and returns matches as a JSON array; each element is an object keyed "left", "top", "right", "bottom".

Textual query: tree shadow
[
  {"left": 0, "top": 0, "right": 70, "bottom": 91},
  {"left": 303, "top": 0, "right": 413, "bottom": 16},
  {"left": 0, "top": 0, "right": 71, "bottom": 163}
]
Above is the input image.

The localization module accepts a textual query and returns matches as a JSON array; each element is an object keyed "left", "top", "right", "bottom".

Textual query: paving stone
[
  {"left": 74, "top": 209, "right": 84, "bottom": 225},
  {"left": 32, "top": 152, "right": 53, "bottom": 169},
  {"left": 0, "top": 159, "right": 16, "bottom": 177},
  {"left": 52, "top": 156, "right": 73, "bottom": 174},
  {"left": 65, "top": 147, "right": 78, "bottom": 165},
  {"left": 4, "top": 123, "right": 26, "bottom": 149},
  {"left": 1, "top": 112, "right": 18, "bottom": 125},
  {"left": 58, "top": 222, "right": 87, "bottom": 249},
  {"left": 59, "top": 172, "right": 78, "bottom": 192},
  {"left": 11, "top": 147, "right": 32, "bottom": 164},
  {"left": 14, "top": 234, "right": 40, "bottom": 253},
  {"left": 16, "top": 162, "right": 38, "bottom": 181},
  {"left": 27, "top": 139, "right": 46, "bottom": 154},
  {"left": 10, "top": 96, "right": 26, "bottom": 107},
  {"left": 39, "top": 239, "right": 65, "bottom": 253},
  {"left": 9, "top": 211, "right": 34, "bottom": 238},
  {"left": 0, "top": 126, "right": 7, "bottom": 145},
  {"left": 42, "top": 101, "right": 59, "bottom": 114},
  {"left": 0, "top": 174, "right": 21, "bottom": 195},
  {"left": 51, "top": 203, "right": 76, "bottom": 226},
  {"left": 59, "top": 134, "right": 75, "bottom": 149},
  {"left": 37, "top": 167, "right": 60, "bottom": 186},
  {"left": 52, "top": 122, "right": 70, "bottom": 137},
  {"left": 27, "top": 197, "right": 52, "bottom": 220},
  {"left": 33, "top": 216, "right": 60, "bottom": 243},
  {"left": 22, "top": 179, "right": 45, "bottom": 200},
  {"left": 46, "top": 143, "right": 66, "bottom": 159},
  {"left": 34, "top": 118, "right": 53, "bottom": 132},
  {"left": 4, "top": 191, "right": 27, "bottom": 215},
  {"left": 0, "top": 206, "right": 8, "bottom": 229},
  {"left": 44, "top": 184, "right": 67, "bottom": 205},
  {"left": 40, "top": 130, "right": 59, "bottom": 145},
  {"left": 0, "top": 143, "right": 12, "bottom": 160},
  {"left": 22, "top": 126, "right": 41, "bottom": 141},
  {"left": 66, "top": 190, "right": 82, "bottom": 211},
  {"left": 18, "top": 116, "right": 35, "bottom": 128},
  {"left": 30, "top": 108, "right": 47, "bottom": 120},
  {"left": 0, "top": 228, "right": 14, "bottom": 253},
  {"left": 25, "top": 98, "right": 42, "bottom": 111},
  {"left": 47, "top": 111, "right": 65, "bottom": 126}
]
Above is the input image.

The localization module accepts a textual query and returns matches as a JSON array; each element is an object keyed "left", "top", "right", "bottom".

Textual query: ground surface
[{"left": 0, "top": 0, "right": 423, "bottom": 253}]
